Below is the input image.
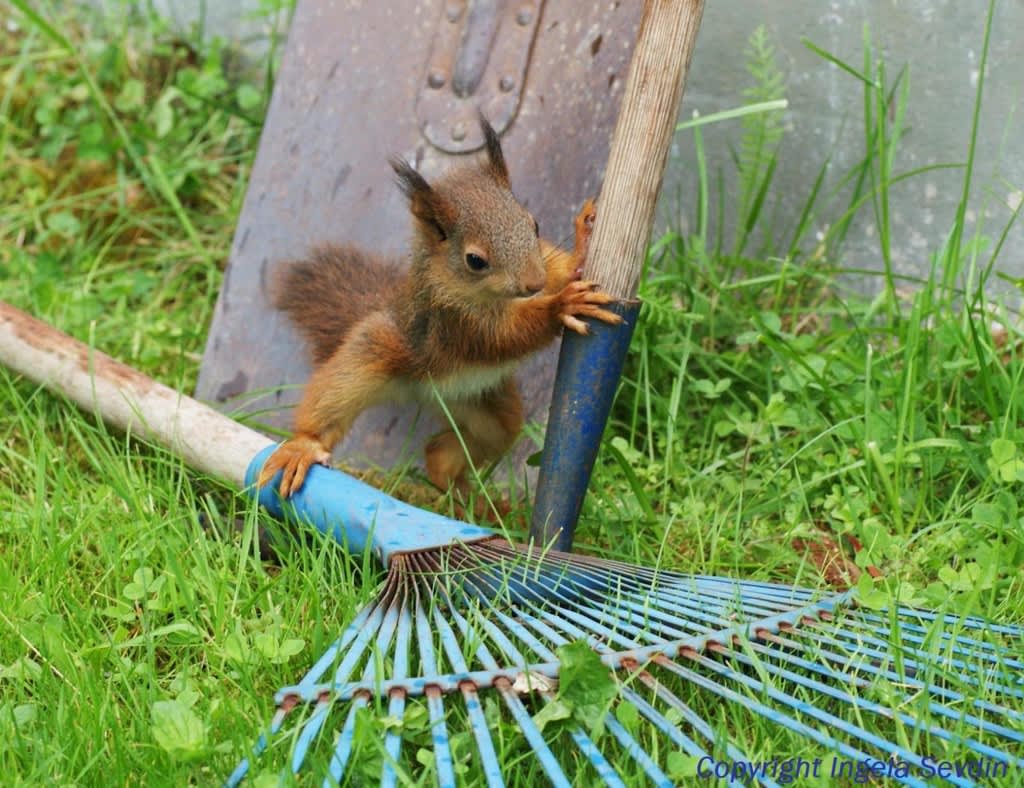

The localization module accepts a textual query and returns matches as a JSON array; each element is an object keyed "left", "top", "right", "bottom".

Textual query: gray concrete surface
[
  {"left": 667, "top": 0, "right": 1023, "bottom": 298},
  {"left": 113, "top": 0, "right": 1024, "bottom": 292}
]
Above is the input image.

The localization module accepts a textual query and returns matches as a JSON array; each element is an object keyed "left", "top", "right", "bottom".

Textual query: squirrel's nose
[{"left": 522, "top": 269, "right": 545, "bottom": 295}]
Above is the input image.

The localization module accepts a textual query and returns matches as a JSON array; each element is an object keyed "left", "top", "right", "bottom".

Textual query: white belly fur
[{"left": 410, "top": 360, "right": 520, "bottom": 403}]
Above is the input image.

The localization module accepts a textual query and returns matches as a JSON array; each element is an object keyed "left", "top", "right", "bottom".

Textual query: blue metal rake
[{"left": 224, "top": 449, "right": 1023, "bottom": 787}]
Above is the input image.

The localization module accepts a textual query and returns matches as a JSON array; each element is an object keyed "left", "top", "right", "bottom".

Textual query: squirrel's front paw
[
  {"left": 572, "top": 198, "right": 597, "bottom": 278},
  {"left": 257, "top": 434, "right": 332, "bottom": 497},
  {"left": 556, "top": 280, "right": 623, "bottom": 335}
]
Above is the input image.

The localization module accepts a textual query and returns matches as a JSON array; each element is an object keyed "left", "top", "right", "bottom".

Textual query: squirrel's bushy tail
[{"left": 273, "top": 244, "right": 403, "bottom": 365}]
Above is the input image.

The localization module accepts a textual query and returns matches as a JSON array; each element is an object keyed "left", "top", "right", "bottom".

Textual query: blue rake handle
[
  {"left": 246, "top": 445, "right": 497, "bottom": 565},
  {"left": 530, "top": 300, "right": 640, "bottom": 551},
  {"left": 248, "top": 448, "right": 611, "bottom": 608},
  {"left": 0, "top": 300, "right": 498, "bottom": 569}
]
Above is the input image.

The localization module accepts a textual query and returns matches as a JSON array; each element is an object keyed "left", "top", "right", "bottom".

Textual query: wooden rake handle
[
  {"left": 530, "top": 0, "right": 706, "bottom": 549},
  {"left": 0, "top": 300, "right": 270, "bottom": 488},
  {"left": 0, "top": 300, "right": 495, "bottom": 559},
  {"left": 586, "top": 0, "right": 706, "bottom": 299}
]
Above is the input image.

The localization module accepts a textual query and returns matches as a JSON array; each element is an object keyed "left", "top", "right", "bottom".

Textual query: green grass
[{"left": 1, "top": 1, "right": 1022, "bottom": 785}]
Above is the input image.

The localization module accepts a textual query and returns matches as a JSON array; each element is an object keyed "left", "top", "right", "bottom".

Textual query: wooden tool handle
[
  {"left": 586, "top": 0, "right": 705, "bottom": 299},
  {"left": 0, "top": 300, "right": 270, "bottom": 488}
]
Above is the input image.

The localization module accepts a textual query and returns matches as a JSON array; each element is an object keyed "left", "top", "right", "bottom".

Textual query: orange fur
[{"left": 259, "top": 123, "right": 621, "bottom": 497}]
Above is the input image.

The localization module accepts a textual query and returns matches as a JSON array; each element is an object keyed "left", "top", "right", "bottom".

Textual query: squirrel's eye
[
  {"left": 465, "top": 253, "right": 489, "bottom": 272},
  {"left": 533, "top": 218, "right": 540, "bottom": 237}
]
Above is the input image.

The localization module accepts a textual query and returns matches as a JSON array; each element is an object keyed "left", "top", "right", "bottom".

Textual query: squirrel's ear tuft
[
  {"left": 478, "top": 113, "right": 510, "bottom": 187},
  {"left": 390, "top": 157, "right": 455, "bottom": 241}
]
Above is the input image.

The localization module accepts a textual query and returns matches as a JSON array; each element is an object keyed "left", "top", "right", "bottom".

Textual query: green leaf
[
  {"left": 251, "top": 772, "right": 281, "bottom": 788},
  {"left": 0, "top": 658, "right": 42, "bottom": 682},
  {"left": 556, "top": 640, "right": 617, "bottom": 734},
  {"left": 12, "top": 703, "right": 37, "bottom": 728},
  {"left": 254, "top": 632, "right": 306, "bottom": 664},
  {"left": 236, "top": 83, "right": 262, "bottom": 111},
  {"left": 532, "top": 698, "right": 571, "bottom": 732},
  {"left": 713, "top": 419, "right": 735, "bottom": 437},
  {"left": 693, "top": 378, "right": 731, "bottom": 399},
  {"left": 937, "top": 565, "right": 959, "bottom": 587},
  {"left": 151, "top": 699, "right": 207, "bottom": 761},
  {"left": 151, "top": 98, "right": 174, "bottom": 139},
  {"left": 759, "top": 310, "right": 782, "bottom": 334},
  {"left": 667, "top": 751, "right": 701, "bottom": 779},
  {"left": 114, "top": 78, "right": 145, "bottom": 112},
  {"left": 77, "top": 121, "right": 111, "bottom": 161},
  {"left": 855, "top": 572, "right": 888, "bottom": 610},
  {"left": 990, "top": 438, "right": 1016, "bottom": 464},
  {"left": 614, "top": 702, "right": 639, "bottom": 732},
  {"left": 416, "top": 748, "right": 435, "bottom": 768},
  {"left": 45, "top": 211, "right": 81, "bottom": 238},
  {"left": 278, "top": 638, "right": 305, "bottom": 659},
  {"left": 972, "top": 502, "right": 1004, "bottom": 528},
  {"left": 987, "top": 438, "right": 1024, "bottom": 482},
  {"left": 224, "top": 631, "right": 250, "bottom": 664}
]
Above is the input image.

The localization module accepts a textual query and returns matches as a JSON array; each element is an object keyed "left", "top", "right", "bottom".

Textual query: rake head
[{"left": 228, "top": 543, "right": 1023, "bottom": 787}]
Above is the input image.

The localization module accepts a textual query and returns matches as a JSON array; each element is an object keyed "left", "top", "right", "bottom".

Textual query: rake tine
[
  {"left": 815, "top": 621, "right": 1024, "bottom": 698},
  {"left": 275, "top": 579, "right": 400, "bottom": 702},
  {"left": 558, "top": 716, "right": 628, "bottom": 788},
  {"left": 292, "top": 700, "right": 332, "bottom": 773},
  {"left": 893, "top": 606, "right": 1024, "bottom": 636},
  {"left": 656, "top": 655, "right": 935, "bottom": 788},
  {"left": 324, "top": 696, "right": 369, "bottom": 787},
  {"left": 429, "top": 602, "right": 505, "bottom": 788},
  {"left": 533, "top": 589, "right": 791, "bottom": 788},
  {"left": 449, "top": 555, "right": 645, "bottom": 650},
  {"left": 653, "top": 578, "right": 812, "bottom": 619},
  {"left": 446, "top": 573, "right": 634, "bottom": 781},
  {"left": 691, "top": 647, "right": 987, "bottom": 787},
  {"left": 847, "top": 610, "right": 1024, "bottom": 670},
  {"left": 714, "top": 639, "right": 1024, "bottom": 768},
  {"left": 318, "top": 582, "right": 404, "bottom": 780},
  {"left": 763, "top": 629, "right": 1024, "bottom": 727},
  {"left": 380, "top": 589, "right": 414, "bottom": 788},
  {"left": 517, "top": 589, "right": 901, "bottom": 788},
  {"left": 619, "top": 683, "right": 757, "bottom": 788},
  {"left": 508, "top": 596, "right": 761, "bottom": 787},
  {"left": 438, "top": 591, "right": 577, "bottom": 788},
  {"left": 861, "top": 608, "right": 1024, "bottom": 659},
  {"left": 467, "top": 588, "right": 677, "bottom": 786},
  {"left": 413, "top": 588, "right": 457, "bottom": 788},
  {"left": 437, "top": 579, "right": 632, "bottom": 788},
  {"left": 492, "top": 684, "right": 575, "bottom": 788},
  {"left": 601, "top": 714, "right": 675, "bottom": 788}
]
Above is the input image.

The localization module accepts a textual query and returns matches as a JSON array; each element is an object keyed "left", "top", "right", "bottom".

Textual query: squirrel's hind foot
[{"left": 425, "top": 430, "right": 471, "bottom": 494}]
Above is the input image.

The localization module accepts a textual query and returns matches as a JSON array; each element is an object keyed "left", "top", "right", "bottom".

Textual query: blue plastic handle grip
[{"left": 244, "top": 444, "right": 496, "bottom": 565}]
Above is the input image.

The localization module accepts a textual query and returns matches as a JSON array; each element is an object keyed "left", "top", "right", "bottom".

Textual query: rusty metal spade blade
[{"left": 196, "top": 0, "right": 642, "bottom": 479}]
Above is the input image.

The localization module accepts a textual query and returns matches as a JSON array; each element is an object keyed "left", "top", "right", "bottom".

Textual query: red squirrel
[{"left": 258, "top": 117, "right": 621, "bottom": 497}]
